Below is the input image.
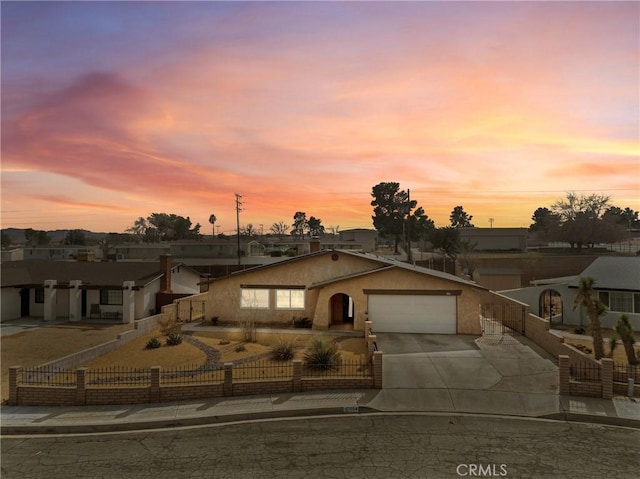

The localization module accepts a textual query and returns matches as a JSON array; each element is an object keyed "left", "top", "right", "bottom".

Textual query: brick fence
[
  {"left": 559, "top": 355, "right": 639, "bottom": 399},
  {"left": 9, "top": 355, "right": 382, "bottom": 406}
]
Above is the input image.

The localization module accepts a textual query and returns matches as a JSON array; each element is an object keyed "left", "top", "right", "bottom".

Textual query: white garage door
[{"left": 368, "top": 294, "right": 457, "bottom": 334}]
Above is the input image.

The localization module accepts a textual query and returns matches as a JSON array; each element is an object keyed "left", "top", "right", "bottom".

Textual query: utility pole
[
  {"left": 489, "top": 218, "right": 494, "bottom": 229},
  {"left": 407, "top": 188, "right": 412, "bottom": 263},
  {"left": 235, "top": 193, "right": 242, "bottom": 266}
]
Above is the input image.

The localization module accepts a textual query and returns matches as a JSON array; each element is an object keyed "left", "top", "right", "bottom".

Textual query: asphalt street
[{"left": 2, "top": 414, "right": 639, "bottom": 479}]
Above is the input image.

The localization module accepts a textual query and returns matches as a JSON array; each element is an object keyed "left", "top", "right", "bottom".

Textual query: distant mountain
[{"left": 1, "top": 228, "right": 109, "bottom": 245}]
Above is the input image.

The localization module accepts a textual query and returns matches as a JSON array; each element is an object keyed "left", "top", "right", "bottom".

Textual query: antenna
[{"left": 235, "top": 193, "right": 243, "bottom": 266}]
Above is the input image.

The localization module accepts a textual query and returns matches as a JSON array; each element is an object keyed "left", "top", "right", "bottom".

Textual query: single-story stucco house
[
  {"left": 499, "top": 256, "right": 640, "bottom": 331},
  {"left": 204, "top": 249, "right": 493, "bottom": 334},
  {"left": 1, "top": 255, "right": 203, "bottom": 323}
]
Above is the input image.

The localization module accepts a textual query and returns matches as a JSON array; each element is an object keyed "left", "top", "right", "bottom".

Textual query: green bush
[
  {"left": 304, "top": 337, "right": 341, "bottom": 371},
  {"left": 145, "top": 338, "right": 162, "bottom": 349},
  {"left": 166, "top": 333, "right": 183, "bottom": 346},
  {"left": 270, "top": 250, "right": 282, "bottom": 257},
  {"left": 271, "top": 337, "right": 296, "bottom": 361},
  {"left": 292, "top": 316, "right": 312, "bottom": 328}
]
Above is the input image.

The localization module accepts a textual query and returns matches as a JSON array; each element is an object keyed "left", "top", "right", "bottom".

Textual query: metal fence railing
[
  {"left": 87, "top": 367, "right": 151, "bottom": 387},
  {"left": 233, "top": 360, "right": 294, "bottom": 381},
  {"left": 160, "top": 365, "right": 225, "bottom": 385},
  {"left": 613, "top": 363, "right": 640, "bottom": 383},
  {"left": 570, "top": 362, "right": 601, "bottom": 382},
  {"left": 303, "top": 361, "right": 372, "bottom": 378},
  {"left": 21, "top": 367, "right": 76, "bottom": 387}
]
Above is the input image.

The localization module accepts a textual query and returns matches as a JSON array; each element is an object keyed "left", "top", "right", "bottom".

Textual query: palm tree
[
  {"left": 572, "top": 276, "right": 606, "bottom": 360},
  {"left": 615, "top": 314, "right": 638, "bottom": 365},
  {"left": 208, "top": 214, "right": 216, "bottom": 239}
]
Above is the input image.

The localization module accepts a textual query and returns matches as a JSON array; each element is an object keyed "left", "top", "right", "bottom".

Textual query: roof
[
  {"left": 568, "top": 256, "right": 640, "bottom": 291},
  {"left": 217, "top": 249, "right": 486, "bottom": 290},
  {"left": 1, "top": 260, "right": 201, "bottom": 289}
]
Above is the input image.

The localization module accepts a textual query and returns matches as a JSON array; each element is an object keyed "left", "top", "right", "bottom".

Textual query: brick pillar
[
  {"left": 373, "top": 351, "right": 383, "bottom": 389},
  {"left": 43, "top": 280, "right": 57, "bottom": 321},
  {"left": 224, "top": 363, "right": 233, "bottom": 397},
  {"left": 160, "top": 254, "right": 172, "bottom": 293},
  {"left": 150, "top": 366, "right": 161, "bottom": 403},
  {"left": 69, "top": 280, "right": 82, "bottom": 322},
  {"left": 368, "top": 334, "right": 377, "bottom": 359},
  {"left": 601, "top": 358, "right": 613, "bottom": 400},
  {"left": 292, "top": 360, "right": 302, "bottom": 392},
  {"left": 9, "top": 366, "right": 22, "bottom": 406},
  {"left": 559, "top": 355, "right": 570, "bottom": 396},
  {"left": 364, "top": 321, "right": 373, "bottom": 336},
  {"left": 76, "top": 367, "right": 88, "bottom": 405},
  {"left": 122, "top": 281, "right": 136, "bottom": 324}
]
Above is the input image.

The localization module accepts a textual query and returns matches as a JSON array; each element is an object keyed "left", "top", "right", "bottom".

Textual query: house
[
  {"left": 203, "top": 249, "right": 490, "bottom": 334},
  {"left": 1, "top": 255, "right": 203, "bottom": 323},
  {"left": 499, "top": 256, "right": 640, "bottom": 330},
  {"left": 338, "top": 228, "right": 377, "bottom": 252},
  {"left": 460, "top": 227, "right": 528, "bottom": 252}
]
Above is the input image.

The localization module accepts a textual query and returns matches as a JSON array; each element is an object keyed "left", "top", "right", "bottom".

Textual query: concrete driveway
[{"left": 368, "top": 333, "right": 560, "bottom": 416}]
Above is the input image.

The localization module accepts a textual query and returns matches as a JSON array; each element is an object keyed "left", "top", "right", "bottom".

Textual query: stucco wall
[
  {"left": 206, "top": 251, "right": 484, "bottom": 334},
  {"left": 1, "top": 289, "right": 21, "bottom": 321}
]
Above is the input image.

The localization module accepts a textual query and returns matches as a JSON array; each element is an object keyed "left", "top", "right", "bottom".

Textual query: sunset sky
[{"left": 2, "top": 1, "right": 639, "bottom": 235}]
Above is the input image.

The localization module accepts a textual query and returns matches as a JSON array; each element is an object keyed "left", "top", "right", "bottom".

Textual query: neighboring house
[
  {"left": 0, "top": 255, "right": 203, "bottom": 323},
  {"left": 203, "top": 249, "right": 491, "bottom": 334},
  {"left": 338, "top": 229, "right": 377, "bottom": 252},
  {"left": 500, "top": 256, "right": 640, "bottom": 330},
  {"left": 19, "top": 246, "right": 101, "bottom": 261},
  {"left": 472, "top": 267, "right": 522, "bottom": 291},
  {"left": 459, "top": 228, "right": 528, "bottom": 252}
]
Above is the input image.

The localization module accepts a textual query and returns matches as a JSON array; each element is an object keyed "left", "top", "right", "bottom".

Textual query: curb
[
  {"left": 0, "top": 406, "right": 378, "bottom": 436},
  {"left": 540, "top": 412, "right": 640, "bottom": 430}
]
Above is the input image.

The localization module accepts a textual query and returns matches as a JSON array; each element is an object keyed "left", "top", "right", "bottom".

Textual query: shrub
[
  {"left": 271, "top": 337, "right": 296, "bottom": 361},
  {"left": 219, "top": 339, "right": 230, "bottom": 345},
  {"left": 304, "top": 337, "right": 341, "bottom": 370},
  {"left": 211, "top": 316, "right": 219, "bottom": 326},
  {"left": 270, "top": 250, "right": 282, "bottom": 257},
  {"left": 166, "top": 333, "right": 183, "bottom": 346},
  {"left": 145, "top": 338, "right": 162, "bottom": 349},
  {"left": 292, "top": 316, "right": 312, "bottom": 328},
  {"left": 235, "top": 342, "right": 246, "bottom": 352}
]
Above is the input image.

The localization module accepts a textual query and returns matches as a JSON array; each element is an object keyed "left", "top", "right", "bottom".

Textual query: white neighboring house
[
  {"left": 500, "top": 256, "right": 640, "bottom": 331},
  {"left": 1, "top": 255, "right": 203, "bottom": 323}
]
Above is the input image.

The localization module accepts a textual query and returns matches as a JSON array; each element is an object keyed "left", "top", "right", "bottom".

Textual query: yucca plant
[
  {"left": 145, "top": 338, "right": 162, "bottom": 350},
  {"left": 271, "top": 337, "right": 296, "bottom": 361},
  {"left": 304, "top": 337, "right": 341, "bottom": 371},
  {"left": 166, "top": 333, "right": 183, "bottom": 346}
]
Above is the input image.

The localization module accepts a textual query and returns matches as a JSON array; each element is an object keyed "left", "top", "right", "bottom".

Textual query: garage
[{"left": 367, "top": 293, "right": 457, "bottom": 334}]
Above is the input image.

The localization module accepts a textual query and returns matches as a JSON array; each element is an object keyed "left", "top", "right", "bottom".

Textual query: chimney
[
  {"left": 160, "top": 254, "right": 172, "bottom": 293},
  {"left": 309, "top": 237, "right": 320, "bottom": 253}
]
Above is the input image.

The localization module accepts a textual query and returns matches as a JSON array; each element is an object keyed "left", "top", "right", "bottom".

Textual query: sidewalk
[{"left": 2, "top": 389, "right": 638, "bottom": 435}]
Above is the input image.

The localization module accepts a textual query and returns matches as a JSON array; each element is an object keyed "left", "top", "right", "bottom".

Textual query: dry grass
[
  {"left": 565, "top": 337, "right": 635, "bottom": 364},
  {"left": 1, "top": 322, "right": 132, "bottom": 401},
  {"left": 1, "top": 324, "right": 371, "bottom": 401},
  {"left": 84, "top": 331, "right": 207, "bottom": 369}
]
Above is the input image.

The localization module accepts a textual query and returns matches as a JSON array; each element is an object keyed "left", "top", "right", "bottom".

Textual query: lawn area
[
  {"left": 1, "top": 322, "right": 133, "bottom": 401},
  {"left": 84, "top": 330, "right": 369, "bottom": 370}
]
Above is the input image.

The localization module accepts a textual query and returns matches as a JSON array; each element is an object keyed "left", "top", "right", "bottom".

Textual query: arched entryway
[
  {"left": 329, "top": 293, "right": 354, "bottom": 329},
  {"left": 539, "top": 289, "right": 563, "bottom": 324}
]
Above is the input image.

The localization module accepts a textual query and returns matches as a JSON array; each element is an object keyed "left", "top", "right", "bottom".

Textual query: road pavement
[{"left": 2, "top": 414, "right": 639, "bottom": 478}]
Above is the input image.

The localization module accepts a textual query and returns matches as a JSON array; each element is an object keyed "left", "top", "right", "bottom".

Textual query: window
[
  {"left": 240, "top": 289, "right": 269, "bottom": 309},
  {"left": 609, "top": 292, "right": 634, "bottom": 313},
  {"left": 100, "top": 289, "right": 123, "bottom": 305},
  {"left": 35, "top": 288, "right": 44, "bottom": 303},
  {"left": 276, "top": 289, "right": 305, "bottom": 309}
]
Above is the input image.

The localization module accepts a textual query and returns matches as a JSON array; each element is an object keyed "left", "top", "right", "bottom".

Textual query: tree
[
  {"left": 449, "top": 206, "right": 474, "bottom": 228},
  {"left": 144, "top": 213, "right": 201, "bottom": 241},
  {"left": 550, "top": 192, "right": 615, "bottom": 250},
  {"left": 615, "top": 314, "right": 638, "bottom": 365},
  {"left": 308, "top": 216, "right": 325, "bottom": 237},
  {"left": 208, "top": 214, "right": 217, "bottom": 238},
  {"left": 97, "top": 233, "right": 127, "bottom": 259},
  {"left": 430, "top": 227, "right": 461, "bottom": 260},
  {"left": 126, "top": 217, "right": 150, "bottom": 243},
  {"left": 529, "top": 207, "right": 561, "bottom": 243},
  {"left": 270, "top": 221, "right": 290, "bottom": 239},
  {"left": 24, "top": 228, "right": 50, "bottom": 247},
  {"left": 371, "top": 182, "right": 413, "bottom": 252},
  {"left": 1, "top": 232, "right": 11, "bottom": 249},
  {"left": 292, "top": 212, "right": 308, "bottom": 239},
  {"left": 409, "top": 207, "right": 435, "bottom": 242},
  {"left": 572, "top": 276, "right": 606, "bottom": 360},
  {"left": 240, "top": 224, "right": 257, "bottom": 238},
  {"left": 64, "top": 229, "right": 87, "bottom": 245},
  {"left": 603, "top": 206, "right": 639, "bottom": 230}
]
